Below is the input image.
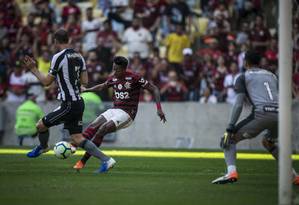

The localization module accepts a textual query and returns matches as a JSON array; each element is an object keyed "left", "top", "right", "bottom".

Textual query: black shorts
[
  {"left": 234, "top": 111, "right": 278, "bottom": 140},
  {"left": 42, "top": 99, "right": 84, "bottom": 135}
]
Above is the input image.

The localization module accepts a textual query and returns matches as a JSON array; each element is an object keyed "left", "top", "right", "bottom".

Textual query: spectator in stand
[
  {"left": 1, "top": 0, "right": 22, "bottom": 43},
  {"left": 107, "top": 0, "right": 133, "bottom": 35},
  {"left": 12, "top": 33, "right": 34, "bottom": 61},
  {"left": 61, "top": 0, "right": 81, "bottom": 24},
  {"left": 82, "top": 7, "right": 102, "bottom": 53},
  {"left": 151, "top": 58, "right": 169, "bottom": 88},
  {"left": 165, "top": 0, "right": 191, "bottom": 32},
  {"left": 180, "top": 48, "right": 201, "bottom": 101},
  {"left": 23, "top": 59, "right": 46, "bottom": 102},
  {"left": 16, "top": 13, "right": 36, "bottom": 44},
  {"left": 198, "top": 39, "right": 223, "bottom": 61},
  {"left": 201, "top": 53, "right": 216, "bottom": 81},
  {"left": 30, "top": 0, "right": 56, "bottom": 26},
  {"left": 225, "top": 43, "right": 238, "bottom": 66},
  {"left": 160, "top": 70, "right": 188, "bottom": 101},
  {"left": 213, "top": 3, "right": 229, "bottom": 20},
  {"left": 86, "top": 50, "right": 108, "bottom": 88},
  {"left": 64, "top": 14, "right": 82, "bottom": 43},
  {"left": 223, "top": 62, "right": 238, "bottom": 104},
  {"left": 6, "top": 61, "right": 26, "bottom": 102},
  {"left": 129, "top": 52, "right": 153, "bottom": 102},
  {"left": 36, "top": 17, "right": 52, "bottom": 46},
  {"left": 123, "top": 18, "right": 152, "bottom": 60},
  {"left": 85, "top": 50, "right": 110, "bottom": 100},
  {"left": 35, "top": 46, "right": 51, "bottom": 75},
  {"left": 134, "top": 0, "right": 165, "bottom": 40},
  {"left": 129, "top": 52, "right": 149, "bottom": 78},
  {"left": 0, "top": 19, "right": 8, "bottom": 41},
  {"left": 199, "top": 86, "right": 217, "bottom": 104},
  {"left": 97, "top": 20, "right": 121, "bottom": 56},
  {"left": 236, "top": 22, "right": 249, "bottom": 45},
  {"left": 265, "top": 38, "right": 278, "bottom": 66},
  {"left": 207, "top": 14, "right": 231, "bottom": 51},
  {"left": 250, "top": 14, "right": 271, "bottom": 53},
  {"left": 237, "top": 43, "right": 248, "bottom": 72},
  {"left": 213, "top": 56, "right": 227, "bottom": 102},
  {"left": 164, "top": 24, "right": 190, "bottom": 72}
]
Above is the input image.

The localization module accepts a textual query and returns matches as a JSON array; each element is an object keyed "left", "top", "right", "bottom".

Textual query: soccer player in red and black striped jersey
[{"left": 73, "top": 56, "right": 166, "bottom": 170}]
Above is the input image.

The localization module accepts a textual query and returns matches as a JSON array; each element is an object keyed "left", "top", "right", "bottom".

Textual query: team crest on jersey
[
  {"left": 118, "top": 84, "right": 123, "bottom": 90},
  {"left": 112, "top": 78, "right": 117, "bottom": 82},
  {"left": 125, "top": 77, "right": 132, "bottom": 80},
  {"left": 124, "top": 82, "right": 131, "bottom": 89}
]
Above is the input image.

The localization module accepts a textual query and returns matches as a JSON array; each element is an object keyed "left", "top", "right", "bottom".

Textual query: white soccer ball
[{"left": 53, "top": 141, "right": 73, "bottom": 159}]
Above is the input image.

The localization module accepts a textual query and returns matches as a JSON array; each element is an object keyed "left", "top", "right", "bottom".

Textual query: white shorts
[{"left": 101, "top": 109, "right": 133, "bottom": 130}]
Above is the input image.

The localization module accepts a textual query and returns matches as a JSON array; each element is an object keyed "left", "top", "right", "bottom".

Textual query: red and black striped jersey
[{"left": 106, "top": 70, "right": 148, "bottom": 119}]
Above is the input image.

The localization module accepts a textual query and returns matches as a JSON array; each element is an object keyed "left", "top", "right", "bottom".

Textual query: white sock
[{"left": 227, "top": 165, "right": 237, "bottom": 174}]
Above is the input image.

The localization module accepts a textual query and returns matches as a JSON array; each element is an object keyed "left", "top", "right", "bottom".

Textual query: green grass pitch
[{"left": 0, "top": 149, "right": 298, "bottom": 205}]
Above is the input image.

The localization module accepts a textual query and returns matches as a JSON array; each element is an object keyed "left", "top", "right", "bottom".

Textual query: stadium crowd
[{"left": 0, "top": 0, "right": 298, "bottom": 104}]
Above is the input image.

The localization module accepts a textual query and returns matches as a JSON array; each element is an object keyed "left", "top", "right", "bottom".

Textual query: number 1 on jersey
[{"left": 264, "top": 82, "right": 274, "bottom": 101}]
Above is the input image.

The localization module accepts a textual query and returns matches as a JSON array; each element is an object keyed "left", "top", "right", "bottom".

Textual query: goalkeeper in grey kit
[{"left": 212, "top": 50, "right": 299, "bottom": 185}]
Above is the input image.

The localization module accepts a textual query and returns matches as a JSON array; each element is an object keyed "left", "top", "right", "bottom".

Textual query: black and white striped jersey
[{"left": 49, "top": 48, "right": 86, "bottom": 101}]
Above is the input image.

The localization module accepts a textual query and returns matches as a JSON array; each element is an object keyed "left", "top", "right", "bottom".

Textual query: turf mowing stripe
[{"left": 0, "top": 149, "right": 299, "bottom": 160}]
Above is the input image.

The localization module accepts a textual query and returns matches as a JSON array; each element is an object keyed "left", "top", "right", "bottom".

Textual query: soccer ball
[{"left": 53, "top": 141, "right": 73, "bottom": 159}]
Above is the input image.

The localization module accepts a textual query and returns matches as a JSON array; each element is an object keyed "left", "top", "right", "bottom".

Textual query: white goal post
[{"left": 279, "top": 0, "right": 293, "bottom": 204}]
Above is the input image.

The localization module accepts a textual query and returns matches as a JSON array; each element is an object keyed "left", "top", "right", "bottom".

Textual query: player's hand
[
  {"left": 157, "top": 109, "right": 166, "bottom": 123},
  {"left": 220, "top": 131, "right": 233, "bottom": 149},
  {"left": 80, "top": 86, "right": 87, "bottom": 92},
  {"left": 23, "top": 55, "right": 37, "bottom": 71}
]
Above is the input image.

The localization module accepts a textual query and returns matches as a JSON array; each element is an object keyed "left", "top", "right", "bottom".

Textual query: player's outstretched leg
[
  {"left": 72, "top": 133, "right": 116, "bottom": 173},
  {"left": 27, "top": 120, "right": 50, "bottom": 158},
  {"left": 74, "top": 120, "right": 117, "bottom": 172},
  {"left": 73, "top": 117, "right": 106, "bottom": 170},
  {"left": 212, "top": 143, "right": 239, "bottom": 184},
  {"left": 73, "top": 135, "right": 104, "bottom": 170}
]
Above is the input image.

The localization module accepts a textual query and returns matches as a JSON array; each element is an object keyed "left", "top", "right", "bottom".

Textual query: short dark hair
[
  {"left": 113, "top": 56, "right": 128, "bottom": 69},
  {"left": 244, "top": 50, "right": 261, "bottom": 66},
  {"left": 54, "top": 29, "right": 69, "bottom": 44}
]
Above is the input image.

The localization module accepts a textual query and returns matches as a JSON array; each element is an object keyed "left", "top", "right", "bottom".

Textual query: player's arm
[
  {"left": 227, "top": 93, "right": 245, "bottom": 130},
  {"left": 81, "top": 82, "right": 109, "bottom": 93},
  {"left": 80, "top": 70, "right": 88, "bottom": 87},
  {"left": 23, "top": 55, "right": 55, "bottom": 86},
  {"left": 144, "top": 82, "right": 167, "bottom": 123},
  {"left": 220, "top": 74, "right": 246, "bottom": 149}
]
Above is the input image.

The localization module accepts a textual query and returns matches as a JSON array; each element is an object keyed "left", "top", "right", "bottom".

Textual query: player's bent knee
[
  {"left": 90, "top": 116, "right": 107, "bottom": 129},
  {"left": 95, "top": 125, "right": 107, "bottom": 137},
  {"left": 36, "top": 120, "right": 48, "bottom": 133}
]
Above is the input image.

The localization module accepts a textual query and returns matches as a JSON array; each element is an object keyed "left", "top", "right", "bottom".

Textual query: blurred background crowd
[{"left": 0, "top": 0, "right": 299, "bottom": 104}]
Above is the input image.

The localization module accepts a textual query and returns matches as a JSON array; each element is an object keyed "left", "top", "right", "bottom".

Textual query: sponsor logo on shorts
[{"left": 78, "top": 121, "right": 83, "bottom": 126}]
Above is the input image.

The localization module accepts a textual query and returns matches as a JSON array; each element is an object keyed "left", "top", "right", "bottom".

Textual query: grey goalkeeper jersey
[{"left": 234, "top": 68, "right": 278, "bottom": 113}]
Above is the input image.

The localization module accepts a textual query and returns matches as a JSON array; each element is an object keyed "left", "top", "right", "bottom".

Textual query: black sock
[
  {"left": 81, "top": 153, "right": 91, "bottom": 164},
  {"left": 39, "top": 130, "right": 49, "bottom": 149}
]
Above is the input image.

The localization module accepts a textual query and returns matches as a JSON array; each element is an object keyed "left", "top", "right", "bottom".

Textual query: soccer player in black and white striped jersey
[{"left": 23, "top": 29, "right": 115, "bottom": 173}]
